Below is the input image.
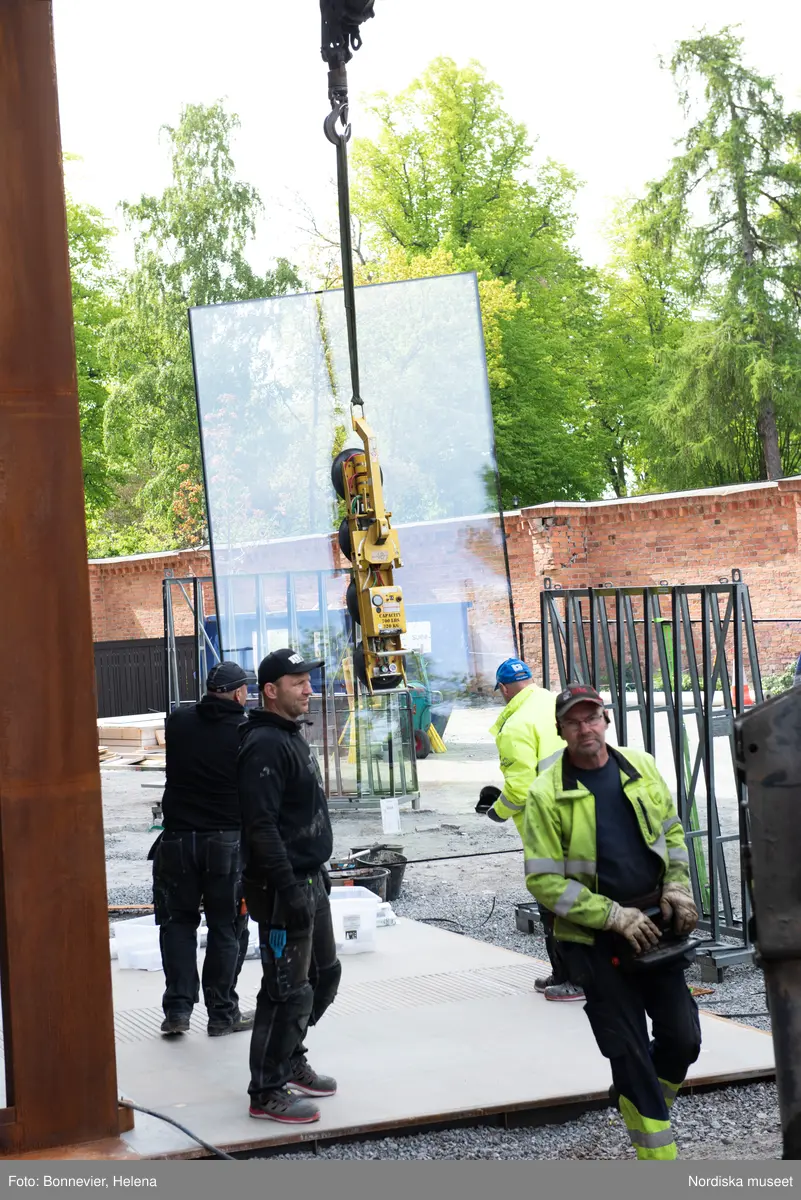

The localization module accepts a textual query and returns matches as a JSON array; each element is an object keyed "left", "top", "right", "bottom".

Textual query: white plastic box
[
  {"left": 329, "top": 885, "right": 380, "bottom": 955},
  {"left": 111, "top": 914, "right": 162, "bottom": 971}
]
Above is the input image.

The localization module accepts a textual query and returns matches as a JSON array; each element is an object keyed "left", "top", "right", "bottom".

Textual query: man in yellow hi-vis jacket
[
  {"left": 476, "top": 657, "right": 583, "bottom": 1001},
  {"left": 522, "top": 683, "right": 701, "bottom": 1161}
]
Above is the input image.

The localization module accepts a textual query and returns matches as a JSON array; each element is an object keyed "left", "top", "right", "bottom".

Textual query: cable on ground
[
  {"left": 408, "top": 893, "right": 497, "bottom": 936},
  {"left": 119, "top": 1099, "right": 235, "bottom": 1160}
]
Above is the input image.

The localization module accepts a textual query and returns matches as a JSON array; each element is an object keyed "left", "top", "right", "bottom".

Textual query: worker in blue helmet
[{"left": 476, "top": 657, "right": 583, "bottom": 1002}]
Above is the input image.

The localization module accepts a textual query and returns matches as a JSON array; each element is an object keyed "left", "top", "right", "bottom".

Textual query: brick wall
[
  {"left": 89, "top": 476, "right": 801, "bottom": 673},
  {"left": 88, "top": 549, "right": 214, "bottom": 641}
]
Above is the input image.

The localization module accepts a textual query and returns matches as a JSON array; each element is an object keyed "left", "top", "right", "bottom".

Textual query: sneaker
[
  {"left": 161, "top": 1015, "right": 190, "bottom": 1035},
  {"left": 288, "top": 1056, "right": 337, "bottom": 1097},
  {"left": 249, "top": 1087, "right": 321, "bottom": 1124},
  {"left": 534, "top": 973, "right": 556, "bottom": 993},
  {"left": 543, "top": 982, "right": 585, "bottom": 1002},
  {"left": 208, "top": 1011, "right": 255, "bottom": 1037}
]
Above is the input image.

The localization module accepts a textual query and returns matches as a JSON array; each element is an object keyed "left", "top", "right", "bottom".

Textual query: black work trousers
[
  {"left": 538, "top": 905, "right": 568, "bottom": 984},
  {"left": 153, "top": 830, "right": 249, "bottom": 1028},
  {"left": 561, "top": 935, "right": 702, "bottom": 1159},
  {"left": 248, "top": 871, "right": 342, "bottom": 1100}
]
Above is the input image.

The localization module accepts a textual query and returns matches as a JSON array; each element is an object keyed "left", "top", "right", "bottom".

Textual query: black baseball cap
[
  {"left": 555, "top": 683, "right": 605, "bottom": 719},
  {"left": 207, "top": 661, "right": 250, "bottom": 693},
  {"left": 258, "top": 647, "right": 324, "bottom": 689}
]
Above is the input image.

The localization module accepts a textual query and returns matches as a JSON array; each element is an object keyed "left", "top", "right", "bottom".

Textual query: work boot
[
  {"left": 534, "top": 973, "right": 556, "bottom": 993},
  {"left": 249, "top": 1087, "right": 321, "bottom": 1124},
  {"left": 208, "top": 1011, "right": 255, "bottom": 1037},
  {"left": 161, "top": 1014, "right": 191, "bottom": 1035},
  {"left": 543, "top": 982, "right": 585, "bottom": 1002},
  {"left": 288, "top": 1055, "right": 337, "bottom": 1097}
]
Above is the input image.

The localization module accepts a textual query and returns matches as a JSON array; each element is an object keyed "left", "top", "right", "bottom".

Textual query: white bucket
[{"left": 329, "top": 885, "right": 380, "bottom": 955}]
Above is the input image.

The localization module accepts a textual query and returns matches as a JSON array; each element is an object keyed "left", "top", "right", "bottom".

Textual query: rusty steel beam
[{"left": 0, "top": 0, "right": 121, "bottom": 1151}]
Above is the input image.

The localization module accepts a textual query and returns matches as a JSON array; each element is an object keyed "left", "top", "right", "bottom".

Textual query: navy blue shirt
[{"left": 572, "top": 756, "right": 661, "bottom": 904}]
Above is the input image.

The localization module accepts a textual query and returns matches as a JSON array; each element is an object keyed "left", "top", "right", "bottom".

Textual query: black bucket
[
  {"left": 328, "top": 865, "right": 390, "bottom": 903},
  {"left": 354, "top": 848, "right": 407, "bottom": 902}
]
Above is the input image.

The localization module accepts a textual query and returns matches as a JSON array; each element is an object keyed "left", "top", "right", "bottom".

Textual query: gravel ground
[{"left": 264, "top": 1079, "right": 780, "bottom": 1159}]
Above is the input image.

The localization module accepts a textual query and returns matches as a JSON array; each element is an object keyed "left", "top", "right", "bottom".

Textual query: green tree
[
  {"left": 66, "top": 191, "right": 119, "bottom": 517},
  {"left": 347, "top": 58, "right": 611, "bottom": 507},
  {"left": 103, "top": 102, "right": 301, "bottom": 551},
  {"left": 639, "top": 29, "right": 801, "bottom": 485},
  {"left": 587, "top": 198, "right": 694, "bottom": 496}
]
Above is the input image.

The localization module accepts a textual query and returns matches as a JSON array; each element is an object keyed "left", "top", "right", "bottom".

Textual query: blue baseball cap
[{"left": 495, "top": 658, "right": 533, "bottom": 689}]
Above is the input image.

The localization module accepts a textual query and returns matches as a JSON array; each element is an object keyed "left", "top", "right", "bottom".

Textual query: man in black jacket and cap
[
  {"left": 153, "top": 660, "right": 253, "bottom": 1037},
  {"left": 238, "top": 648, "right": 341, "bottom": 1125}
]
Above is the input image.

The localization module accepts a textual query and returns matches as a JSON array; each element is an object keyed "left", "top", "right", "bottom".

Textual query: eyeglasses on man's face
[{"left": 561, "top": 711, "right": 606, "bottom": 732}]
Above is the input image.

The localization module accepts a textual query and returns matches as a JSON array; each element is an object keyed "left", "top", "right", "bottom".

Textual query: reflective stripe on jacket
[
  {"left": 522, "top": 745, "right": 691, "bottom": 944},
  {"left": 488, "top": 685, "right": 565, "bottom": 833}
]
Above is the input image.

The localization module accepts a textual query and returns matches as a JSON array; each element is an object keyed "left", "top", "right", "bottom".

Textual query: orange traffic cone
[{"left": 731, "top": 683, "right": 754, "bottom": 707}]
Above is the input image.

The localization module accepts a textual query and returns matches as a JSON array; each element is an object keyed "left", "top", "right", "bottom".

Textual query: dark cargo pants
[
  {"left": 152, "top": 830, "right": 249, "bottom": 1028},
  {"left": 248, "top": 871, "right": 342, "bottom": 1100},
  {"left": 561, "top": 935, "right": 702, "bottom": 1159}
]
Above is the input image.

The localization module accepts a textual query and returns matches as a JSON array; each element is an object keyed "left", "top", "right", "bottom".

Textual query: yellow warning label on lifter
[{"left": 362, "top": 587, "right": 407, "bottom": 637}]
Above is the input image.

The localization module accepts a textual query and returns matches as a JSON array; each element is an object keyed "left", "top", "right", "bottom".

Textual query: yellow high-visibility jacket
[
  {"left": 489, "top": 685, "right": 565, "bottom": 833},
  {"left": 522, "top": 745, "right": 691, "bottom": 945}
]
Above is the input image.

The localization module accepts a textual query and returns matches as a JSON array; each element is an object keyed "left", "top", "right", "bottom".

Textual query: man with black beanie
[
  {"left": 238, "top": 648, "right": 341, "bottom": 1125},
  {"left": 153, "top": 660, "right": 253, "bottom": 1037}
]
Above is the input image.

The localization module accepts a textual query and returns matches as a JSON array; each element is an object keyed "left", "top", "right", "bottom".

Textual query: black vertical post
[
  {"left": 162, "top": 578, "right": 172, "bottom": 714},
  {"left": 588, "top": 589, "right": 599, "bottom": 690},
  {"left": 615, "top": 590, "right": 628, "bottom": 745},
  {"left": 672, "top": 588, "right": 686, "bottom": 827},
  {"left": 732, "top": 583, "right": 751, "bottom": 950},
  {"left": 701, "top": 590, "right": 718, "bottom": 944},
  {"left": 642, "top": 588, "right": 655, "bottom": 755},
  {"left": 193, "top": 577, "right": 201, "bottom": 702},
  {"left": 541, "top": 598, "right": 551, "bottom": 690}
]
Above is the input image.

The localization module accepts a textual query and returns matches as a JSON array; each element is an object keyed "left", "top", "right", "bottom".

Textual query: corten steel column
[{"left": 0, "top": 0, "right": 121, "bottom": 1151}]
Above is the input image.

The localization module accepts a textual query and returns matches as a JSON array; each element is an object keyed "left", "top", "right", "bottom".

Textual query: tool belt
[{"left": 611, "top": 890, "right": 697, "bottom": 974}]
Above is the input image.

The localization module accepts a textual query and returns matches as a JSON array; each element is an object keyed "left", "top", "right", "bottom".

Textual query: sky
[{"left": 53, "top": 0, "right": 801, "bottom": 276}]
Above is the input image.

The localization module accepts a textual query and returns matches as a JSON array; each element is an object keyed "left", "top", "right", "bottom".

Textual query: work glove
[
  {"left": 322, "top": 866, "right": 332, "bottom": 896},
  {"left": 475, "top": 785, "right": 501, "bottom": 814},
  {"left": 604, "top": 902, "right": 662, "bottom": 954},
  {"left": 275, "top": 882, "right": 313, "bottom": 933},
  {"left": 660, "top": 883, "right": 698, "bottom": 935}
]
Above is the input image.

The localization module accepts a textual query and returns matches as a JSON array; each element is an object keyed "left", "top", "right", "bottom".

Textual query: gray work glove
[
  {"left": 604, "top": 902, "right": 661, "bottom": 953},
  {"left": 660, "top": 883, "right": 698, "bottom": 935}
]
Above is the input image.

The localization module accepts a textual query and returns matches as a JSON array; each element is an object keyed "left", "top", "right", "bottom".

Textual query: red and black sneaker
[
  {"left": 249, "top": 1087, "right": 320, "bottom": 1124},
  {"left": 288, "top": 1056, "right": 337, "bottom": 1097}
]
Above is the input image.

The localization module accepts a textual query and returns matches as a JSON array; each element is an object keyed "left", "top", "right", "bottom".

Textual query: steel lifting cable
[{"left": 321, "top": 1, "right": 375, "bottom": 415}]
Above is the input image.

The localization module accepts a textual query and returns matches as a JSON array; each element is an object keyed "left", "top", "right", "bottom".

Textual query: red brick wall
[
  {"left": 90, "top": 477, "right": 801, "bottom": 672},
  {"left": 88, "top": 549, "right": 214, "bottom": 641}
]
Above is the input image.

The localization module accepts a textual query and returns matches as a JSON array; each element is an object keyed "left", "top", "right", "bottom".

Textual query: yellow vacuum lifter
[{"left": 331, "top": 413, "right": 407, "bottom": 693}]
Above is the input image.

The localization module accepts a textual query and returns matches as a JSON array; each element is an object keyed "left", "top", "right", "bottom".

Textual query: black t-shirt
[{"left": 572, "top": 756, "right": 662, "bottom": 904}]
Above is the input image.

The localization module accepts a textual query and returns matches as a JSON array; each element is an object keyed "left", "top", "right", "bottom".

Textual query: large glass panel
[{"left": 189, "top": 272, "right": 515, "bottom": 799}]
